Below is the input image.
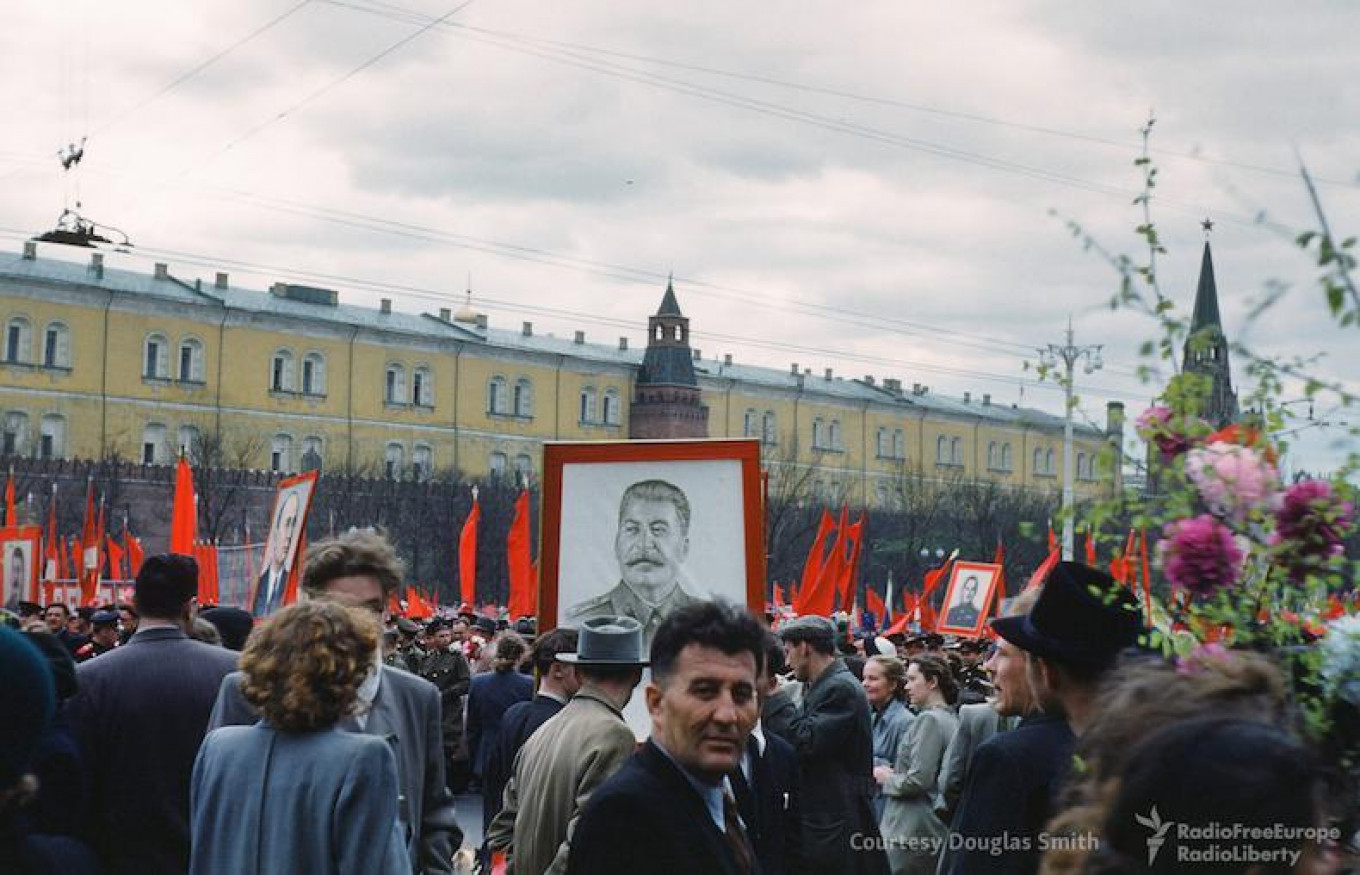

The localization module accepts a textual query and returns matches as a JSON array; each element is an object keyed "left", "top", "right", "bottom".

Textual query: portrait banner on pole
[{"left": 247, "top": 471, "right": 318, "bottom": 617}]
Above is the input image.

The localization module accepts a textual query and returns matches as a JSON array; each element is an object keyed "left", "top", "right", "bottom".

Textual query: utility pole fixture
[{"left": 1039, "top": 320, "right": 1102, "bottom": 561}]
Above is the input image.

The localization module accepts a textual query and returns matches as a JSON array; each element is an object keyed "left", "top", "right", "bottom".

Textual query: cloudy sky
[{"left": 2, "top": 0, "right": 1356, "bottom": 473}]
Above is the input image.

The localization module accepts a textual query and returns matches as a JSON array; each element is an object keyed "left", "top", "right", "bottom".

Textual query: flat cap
[{"left": 777, "top": 615, "right": 835, "bottom": 640}]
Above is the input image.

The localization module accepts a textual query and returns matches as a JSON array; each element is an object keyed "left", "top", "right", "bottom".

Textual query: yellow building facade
[{"left": 0, "top": 242, "right": 1118, "bottom": 505}]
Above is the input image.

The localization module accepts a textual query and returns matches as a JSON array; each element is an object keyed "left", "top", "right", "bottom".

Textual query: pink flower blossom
[
  {"left": 1159, "top": 514, "right": 1245, "bottom": 597},
  {"left": 1185, "top": 442, "right": 1281, "bottom": 523},
  {"left": 1270, "top": 479, "right": 1355, "bottom": 581},
  {"left": 1136, "top": 406, "right": 1203, "bottom": 461}
]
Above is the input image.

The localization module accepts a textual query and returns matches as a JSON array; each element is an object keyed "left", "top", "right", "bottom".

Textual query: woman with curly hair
[
  {"left": 875, "top": 653, "right": 960, "bottom": 875},
  {"left": 188, "top": 601, "right": 406, "bottom": 874}
]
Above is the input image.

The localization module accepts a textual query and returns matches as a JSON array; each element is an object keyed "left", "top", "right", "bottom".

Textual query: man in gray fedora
[{"left": 487, "top": 616, "right": 647, "bottom": 875}]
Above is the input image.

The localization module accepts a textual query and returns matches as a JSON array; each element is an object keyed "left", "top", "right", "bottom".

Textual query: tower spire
[{"left": 1181, "top": 232, "right": 1238, "bottom": 427}]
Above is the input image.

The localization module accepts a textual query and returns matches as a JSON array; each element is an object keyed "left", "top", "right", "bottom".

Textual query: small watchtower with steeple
[
  {"left": 1182, "top": 221, "right": 1240, "bottom": 429},
  {"left": 629, "top": 277, "right": 709, "bottom": 439}
]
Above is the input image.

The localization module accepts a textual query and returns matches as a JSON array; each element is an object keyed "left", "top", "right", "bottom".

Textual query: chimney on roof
[
  {"left": 723, "top": 353, "right": 732, "bottom": 366},
  {"left": 864, "top": 375, "right": 875, "bottom": 386},
  {"left": 824, "top": 368, "right": 833, "bottom": 381},
  {"left": 693, "top": 349, "right": 702, "bottom": 360},
  {"left": 912, "top": 383, "right": 921, "bottom": 395},
  {"left": 963, "top": 391, "right": 971, "bottom": 404},
  {"left": 619, "top": 337, "right": 628, "bottom": 351},
  {"left": 154, "top": 262, "right": 168, "bottom": 280},
  {"left": 22, "top": 241, "right": 36, "bottom": 260},
  {"left": 215, "top": 272, "right": 229, "bottom": 290},
  {"left": 791, "top": 362, "right": 799, "bottom": 375},
  {"left": 522, "top": 321, "right": 533, "bottom": 337},
  {"left": 475, "top": 314, "right": 488, "bottom": 329},
  {"left": 90, "top": 252, "right": 104, "bottom": 279},
  {"left": 574, "top": 330, "right": 585, "bottom": 344},
  {"left": 439, "top": 307, "right": 451, "bottom": 322},
  {"left": 380, "top": 298, "right": 392, "bottom": 315},
  {"left": 983, "top": 393, "right": 991, "bottom": 406},
  {"left": 883, "top": 378, "right": 901, "bottom": 394}
]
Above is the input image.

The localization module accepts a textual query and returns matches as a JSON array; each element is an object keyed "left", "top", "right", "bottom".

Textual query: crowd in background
[{"left": 1, "top": 530, "right": 1352, "bottom": 875}]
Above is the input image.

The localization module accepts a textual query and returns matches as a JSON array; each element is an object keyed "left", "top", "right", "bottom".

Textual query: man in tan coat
[{"left": 486, "top": 616, "right": 646, "bottom": 875}]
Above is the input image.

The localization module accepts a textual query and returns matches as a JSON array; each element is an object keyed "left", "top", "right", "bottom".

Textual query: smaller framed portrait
[
  {"left": 937, "top": 561, "right": 1002, "bottom": 638},
  {"left": 0, "top": 526, "right": 41, "bottom": 609},
  {"left": 248, "top": 471, "right": 318, "bottom": 617}
]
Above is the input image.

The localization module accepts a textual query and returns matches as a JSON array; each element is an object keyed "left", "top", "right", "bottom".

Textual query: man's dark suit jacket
[
  {"left": 733, "top": 730, "right": 804, "bottom": 875},
  {"left": 482, "top": 693, "right": 565, "bottom": 834},
  {"left": 67, "top": 626, "right": 239, "bottom": 875},
  {"left": 209, "top": 663, "right": 462, "bottom": 875},
  {"left": 944, "top": 713, "right": 1075, "bottom": 875},
  {"left": 566, "top": 740, "right": 751, "bottom": 875},
  {"left": 777, "top": 658, "right": 889, "bottom": 875},
  {"left": 466, "top": 669, "right": 533, "bottom": 778}
]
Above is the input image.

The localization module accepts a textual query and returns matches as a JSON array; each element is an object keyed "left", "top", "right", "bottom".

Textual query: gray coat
[
  {"left": 190, "top": 724, "right": 408, "bottom": 875},
  {"left": 881, "top": 705, "right": 958, "bottom": 875},
  {"left": 936, "top": 702, "right": 1010, "bottom": 822},
  {"left": 208, "top": 665, "right": 461, "bottom": 875},
  {"left": 871, "top": 698, "right": 914, "bottom": 819}
]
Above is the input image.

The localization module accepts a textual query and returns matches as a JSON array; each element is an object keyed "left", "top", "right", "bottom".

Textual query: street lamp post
[{"left": 1039, "top": 320, "right": 1102, "bottom": 561}]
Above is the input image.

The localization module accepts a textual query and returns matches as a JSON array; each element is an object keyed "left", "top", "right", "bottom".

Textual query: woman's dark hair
[
  {"left": 650, "top": 600, "right": 766, "bottom": 684},
  {"left": 1084, "top": 717, "right": 1322, "bottom": 875},
  {"left": 909, "top": 654, "right": 958, "bottom": 705},
  {"left": 530, "top": 627, "right": 579, "bottom": 677},
  {"left": 240, "top": 601, "right": 378, "bottom": 733},
  {"left": 492, "top": 631, "right": 529, "bottom": 673}
]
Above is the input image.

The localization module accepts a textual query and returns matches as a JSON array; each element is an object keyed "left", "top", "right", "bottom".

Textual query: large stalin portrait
[{"left": 563, "top": 478, "right": 701, "bottom": 647}]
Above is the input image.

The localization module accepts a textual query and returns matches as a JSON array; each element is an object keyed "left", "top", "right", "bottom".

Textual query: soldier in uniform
[
  {"left": 944, "top": 576, "right": 982, "bottom": 630},
  {"left": 563, "top": 479, "right": 701, "bottom": 648},
  {"left": 417, "top": 617, "right": 472, "bottom": 792},
  {"left": 74, "top": 610, "right": 121, "bottom": 662}
]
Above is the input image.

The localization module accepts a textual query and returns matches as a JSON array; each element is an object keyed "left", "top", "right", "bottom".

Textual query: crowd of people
[{"left": 1, "top": 529, "right": 1352, "bottom": 874}]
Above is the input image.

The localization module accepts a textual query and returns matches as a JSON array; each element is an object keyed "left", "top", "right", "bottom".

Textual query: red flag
[
  {"left": 795, "top": 509, "right": 836, "bottom": 611},
  {"left": 105, "top": 535, "right": 126, "bottom": 582},
  {"left": 773, "top": 584, "right": 785, "bottom": 608},
  {"left": 42, "top": 486, "right": 59, "bottom": 586},
  {"left": 506, "top": 490, "right": 535, "bottom": 620},
  {"left": 837, "top": 514, "right": 866, "bottom": 611},
  {"left": 79, "top": 487, "right": 100, "bottom": 605},
  {"left": 387, "top": 592, "right": 404, "bottom": 617},
  {"left": 170, "top": 457, "right": 197, "bottom": 554},
  {"left": 866, "top": 587, "right": 886, "bottom": 620},
  {"left": 4, "top": 468, "right": 15, "bottom": 526},
  {"left": 796, "top": 506, "right": 847, "bottom": 617},
  {"left": 459, "top": 493, "right": 481, "bottom": 606},
  {"left": 1047, "top": 520, "right": 1057, "bottom": 554},
  {"left": 124, "top": 531, "right": 144, "bottom": 579},
  {"left": 1025, "top": 548, "right": 1061, "bottom": 592},
  {"left": 1084, "top": 530, "right": 1096, "bottom": 566}
]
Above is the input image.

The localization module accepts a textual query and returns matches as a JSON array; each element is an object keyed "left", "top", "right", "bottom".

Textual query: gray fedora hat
[{"left": 556, "top": 616, "right": 649, "bottom": 666}]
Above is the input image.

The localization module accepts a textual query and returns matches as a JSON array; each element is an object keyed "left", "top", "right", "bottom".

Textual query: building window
[
  {"left": 987, "top": 441, "right": 998, "bottom": 470},
  {"left": 813, "top": 417, "right": 826, "bottom": 450},
  {"left": 513, "top": 378, "right": 533, "bottom": 417},
  {"left": 2, "top": 412, "right": 26, "bottom": 456},
  {"left": 385, "top": 364, "right": 406, "bottom": 405},
  {"left": 936, "top": 435, "right": 950, "bottom": 464},
  {"left": 1047, "top": 449, "right": 1056, "bottom": 474},
  {"left": 384, "top": 442, "right": 404, "bottom": 479},
  {"left": 412, "top": 444, "right": 433, "bottom": 481},
  {"left": 892, "top": 429, "right": 905, "bottom": 460},
  {"left": 271, "top": 350, "right": 294, "bottom": 393},
  {"left": 39, "top": 414, "right": 65, "bottom": 460},
  {"left": 301, "top": 436, "right": 324, "bottom": 472},
  {"left": 603, "top": 388, "right": 621, "bottom": 425},
  {"left": 829, "top": 420, "right": 843, "bottom": 452},
  {"left": 579, "top": 387, "right": 598, "bottom": 424},
  {"left": 413, "top": 366, "right": 433, "bottom": 408},
  {"left": 877, "top": 428, "right": 889, "bottom": 458},
  {"left": 42, "top": 323, "right": 70, "bottom": 368},
  {"left": 142, "top": 423, "right": 166, "bottom": 465},
  {"left": 5, "top": 317, "right": 31, "bottom": 364},
  {"left": 745, "top": 409, "right": 759, "bottom": 438},
  {"left": 487, "top": 376, "right": 508, "bottom": 414},
  {"left": 1034, "top": 447, "right": 1056, "bottom": 476},
  {"left": 177, "top": 425, "right": 200, "bottom": 459},
  {"left": 514, "top": 453, "right": 533, "bottom": 482},
  {"left": 178, "top": 338, "right": 204, "bottom": 383},
  {"left": 301, "top": 353, "right": 326, "bottom": 396},
  {"left": 489, "top": 451, "right": 507, "bottom": 479},
  {"left": 1002, "top": 443, "right": 1013, "bottom": 471},
  {"left": 951, "top": 437, "right": 963, "bottom": 466},
  {"left": 270, "top": 434, "right": 293, "bottom": 473},
  {"left": 145, "top": 333, "right": 169, "bottom": 379},
  {"left": 762, "top": 411, "right": 777, "bottom": 445}
]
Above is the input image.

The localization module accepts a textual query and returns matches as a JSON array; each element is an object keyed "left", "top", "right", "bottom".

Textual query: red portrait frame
[
  {"left": 247, "top": 470, "right": 318, "bottom": 616},
  {"left": 0, "top": 525, "right": 41, "bottom": 606},
  {"left": 537, "top": 439, "right": 766, "bottom": 632},
  {"left": 936, "top": 560, "right": 1002, "bottom": 638}
]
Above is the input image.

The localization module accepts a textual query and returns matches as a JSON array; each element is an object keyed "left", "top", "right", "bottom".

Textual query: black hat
[
  {"left": 200, "top": 607, "right": 254, "bottom": 652},
  {"left": 557, "top": 616, "right": 649, "bottom": 666},
  {"left": 991, "top": 561, "right": 1144, "bottom": 666},
  {"left": 473, "top": 616, "right": 496, "bottom": 637},
  {"left": 513, "top": 617, "right": 537, "bottom": 637},
  {"left": 395, "top": 617, "right": 420, "bottom": 636},
  {"left": 425, "top": 617, "right": 449, "bottom": 635},
  {"left": 90, "top": 610, "right": 119, "bottom": 628}
]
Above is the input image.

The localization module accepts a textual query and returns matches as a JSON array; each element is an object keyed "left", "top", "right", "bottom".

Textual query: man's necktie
[{"left": 722, "top": 787, "right": 755, "bottom": 874}]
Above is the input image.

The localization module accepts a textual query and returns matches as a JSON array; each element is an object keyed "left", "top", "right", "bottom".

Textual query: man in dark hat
[
  {"left": 943, "top": 561, "right": 1144, "bottom": 875},
  {"left": 775, "top": 615, "right": 889, "bottom": 875},
  {"left": 67, "top": 554, "right": 239, "bottom": 875},
  {"left": 198, "top": 606, "right": 253, "bottom": 652},
  {"left": 385, "top": 616, "right": 421, "bottom": 671},
  {"left": 487, "top": 616, "right": 647, "bottom": 875},
  {"left": 73, "top": 610, "right": 120, "bottom": 661}
]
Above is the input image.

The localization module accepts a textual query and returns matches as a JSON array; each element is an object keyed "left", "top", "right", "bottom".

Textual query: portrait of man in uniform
[
  {"left": 937, "top": 561, "right": 1002, "bottom": 637},
  {"left": 563, "top": 479, "right": 702, "bottom": 647},
  {"left": 1, "top": 530, "right": 37, "bottom": 610},
  {"left": 249, "top": 474, "right": 315, "bottom": 616}
]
